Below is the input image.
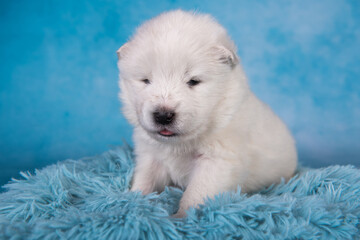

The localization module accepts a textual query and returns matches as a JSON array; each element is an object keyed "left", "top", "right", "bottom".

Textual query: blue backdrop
[{"left": 1, "top": 0, "right": 359, "bottom": 187}]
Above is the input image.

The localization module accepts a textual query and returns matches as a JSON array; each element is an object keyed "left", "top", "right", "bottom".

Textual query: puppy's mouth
[{"left": 158, "top": 129, "right": 177, "bottom": 137}]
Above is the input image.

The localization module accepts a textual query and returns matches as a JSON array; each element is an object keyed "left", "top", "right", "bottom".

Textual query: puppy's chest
[{"left": 155, "top": 148, "right": 198, "bottom": 188}]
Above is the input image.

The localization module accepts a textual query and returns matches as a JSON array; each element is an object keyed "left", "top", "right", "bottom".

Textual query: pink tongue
[{"left": 160, "top": 129, "right": 174, "bottom": 136}]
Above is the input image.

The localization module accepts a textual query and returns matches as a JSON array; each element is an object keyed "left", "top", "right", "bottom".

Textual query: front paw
[
  {"left": 172, "top": 209, "right": 186, "bottom": 218},
  {"left": 130, "top": 183, "right": 153, "bottom": 195}
]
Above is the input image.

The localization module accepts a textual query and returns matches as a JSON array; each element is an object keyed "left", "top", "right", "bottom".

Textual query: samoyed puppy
[{"left": 117, "top": 10, "right": 297, "bottom": 217}]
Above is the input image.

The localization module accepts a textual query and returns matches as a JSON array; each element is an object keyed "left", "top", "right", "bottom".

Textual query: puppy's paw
[
  {"left": 130, "top": 182, "right": 153, "bottom": 195},
  {"left": 171, "top": 209, "right": 186, "bottom": 218}
]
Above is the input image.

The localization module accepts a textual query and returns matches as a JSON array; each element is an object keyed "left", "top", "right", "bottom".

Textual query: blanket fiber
[{"left": 0, "top": 145, "right": 359, "bottom": 239}]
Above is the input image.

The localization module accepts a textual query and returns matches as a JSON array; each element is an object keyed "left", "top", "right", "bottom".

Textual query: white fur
[{"left": 117, "top": 10, "right": 297, "bottom": 217}]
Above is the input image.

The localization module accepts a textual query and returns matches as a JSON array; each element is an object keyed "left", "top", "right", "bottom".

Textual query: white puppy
[{"left": 117, "top": 10, "right": 297, "bottom": 217}]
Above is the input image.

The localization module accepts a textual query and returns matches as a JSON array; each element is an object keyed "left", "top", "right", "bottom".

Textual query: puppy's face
[
  {"left": 117, "top": 13, "right": 245, "bottom": 143},
  {"left": 118, "top": 43, "right": 240, "bottom": 142}
]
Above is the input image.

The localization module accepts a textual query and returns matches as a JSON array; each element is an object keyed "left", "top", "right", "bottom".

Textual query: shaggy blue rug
[{"left": 0, "top": 146, "right": 359, "bottom": 239}]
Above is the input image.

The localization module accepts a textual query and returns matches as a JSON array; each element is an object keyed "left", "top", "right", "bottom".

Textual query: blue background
[{"left": 1, "top": 0, "right": 359, "bottom": 187}]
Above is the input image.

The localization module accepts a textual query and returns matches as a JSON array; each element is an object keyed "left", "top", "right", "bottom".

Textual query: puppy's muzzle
[{"left": 153, "top": 110, "right": 176, "bottom": 125}]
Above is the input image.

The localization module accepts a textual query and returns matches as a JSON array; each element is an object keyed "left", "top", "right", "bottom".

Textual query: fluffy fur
[
  {"left": 117, "top": 10, "right": 297, "bottom": 217},
  {"left": 0, "top": 146, "right": 359, "bottom": 239}
]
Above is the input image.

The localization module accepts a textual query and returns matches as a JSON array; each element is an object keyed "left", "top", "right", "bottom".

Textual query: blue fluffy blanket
[{"left": 0, "top": 146, "right": 359, "bottom": 239}]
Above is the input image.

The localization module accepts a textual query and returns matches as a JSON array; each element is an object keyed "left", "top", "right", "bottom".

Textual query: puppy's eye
[
  {"left": 187, "top": 79, "right": 201, "bottom": 87},
  {"left": 142, "top": 79, "right": 150, "bottom": 84}
]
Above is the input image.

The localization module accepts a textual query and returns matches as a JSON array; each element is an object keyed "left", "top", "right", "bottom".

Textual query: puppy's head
[{"left": 117, "top": 10, "right": 249, "bottom": 142}]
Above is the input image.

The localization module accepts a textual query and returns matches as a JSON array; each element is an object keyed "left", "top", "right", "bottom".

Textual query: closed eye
[
  {"left": 187, "top": 79, "right": 201, "bottom": 87},
  {"left": 141, "top": 79, "right": 150, "bottom": 84}
]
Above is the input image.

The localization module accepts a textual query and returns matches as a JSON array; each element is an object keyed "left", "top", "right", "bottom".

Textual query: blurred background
[{"left": 1, "top": 0, "right": 359, "bottom": 187}]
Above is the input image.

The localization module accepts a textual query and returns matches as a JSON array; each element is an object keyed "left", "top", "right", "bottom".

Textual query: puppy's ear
[
  {"left": 212, "top": 45, "right": 239, "bottom": 67},
  {"left": 116, "top": 43, "right": 129, "bottom": 60}
]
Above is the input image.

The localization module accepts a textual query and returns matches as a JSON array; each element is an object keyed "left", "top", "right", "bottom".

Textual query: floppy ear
[
  {"left": 212, "top": 45, "right": 239, "bottom": 67},
  {"left": 116, "top": 43, "right": 129, "bottom": 60}
]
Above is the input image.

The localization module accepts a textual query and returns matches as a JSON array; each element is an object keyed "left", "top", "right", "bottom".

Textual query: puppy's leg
[
  {"left": 174, "top": 157, "right": 241, "bottom": 218},
  {"left": 131, "top": 156, "right": 170, "bottom": 194}
]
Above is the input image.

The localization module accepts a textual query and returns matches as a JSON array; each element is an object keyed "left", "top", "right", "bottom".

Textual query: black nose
[{"left": 153, "top": 110, "right": 176, "bottom": 125}]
